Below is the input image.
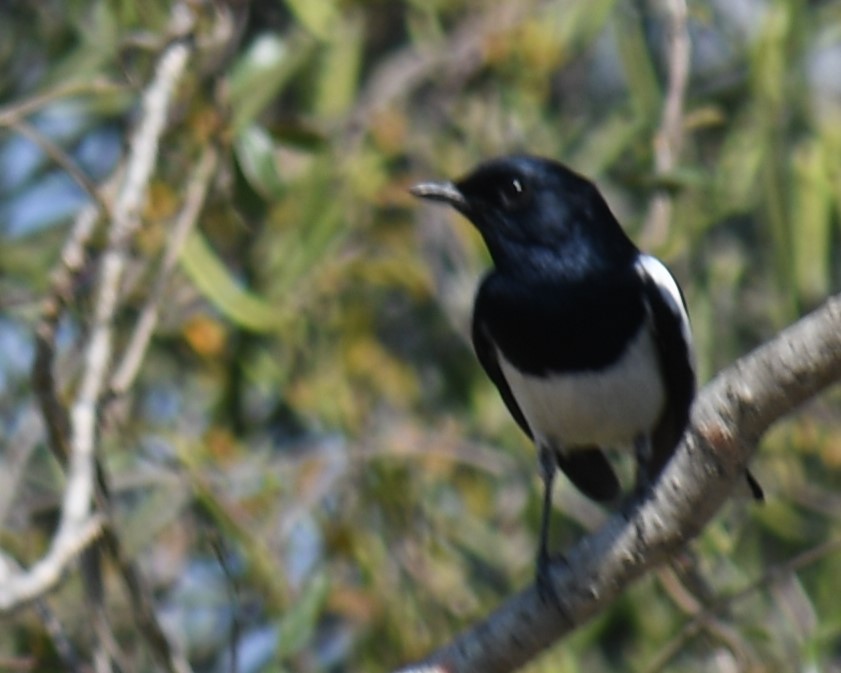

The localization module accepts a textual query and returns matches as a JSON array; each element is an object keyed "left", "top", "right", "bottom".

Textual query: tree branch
[
  {"left": 641, "top": 0, "right": 690, "bottom": 248},
  {"left": 342, "top": 1, "right": 539, "bottom": 148},
  {"left": 6, "top": 119, "right": 111, "bottom": 215},
  {"left": 394, "top": 292, "right": 841, "bottom": 673},
  {"left": 109, "top": 143, "right": 219, "bottom": 395},
  {"left": 644, "top": 535, "right": 841, "bottom": 673},
  {"left": 3, "top": 31, "right": 196, "bottom": 673}
]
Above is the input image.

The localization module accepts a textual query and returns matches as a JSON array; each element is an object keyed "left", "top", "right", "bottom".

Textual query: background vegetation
[{"left": 1, "top": 0, "right": 840, "bottom": 671}]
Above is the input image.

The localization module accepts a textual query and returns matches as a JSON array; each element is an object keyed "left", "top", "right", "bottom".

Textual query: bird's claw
[{"left": 536, "top": 551, "right": 567, "bottom": 614}]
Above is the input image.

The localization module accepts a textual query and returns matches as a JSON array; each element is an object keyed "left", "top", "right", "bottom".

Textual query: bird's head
[{"left": 411, "top": 155, "right": 635, "bottom": 275}]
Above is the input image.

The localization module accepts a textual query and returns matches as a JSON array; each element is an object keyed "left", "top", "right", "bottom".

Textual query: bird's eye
[{"left": 498, "top": 177, "right": 530, "bottom": 211}]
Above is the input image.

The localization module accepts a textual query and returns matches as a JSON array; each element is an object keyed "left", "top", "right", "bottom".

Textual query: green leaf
[
  {"left": 713, "top": 119, "right": 765, "bottom": 217},
  {"left": 179, "top": 231, "right": 285, "bottom": 333},
  {"left": 235, "top": 125, "right": 285, "bottom": 199},
  {"left": 791, "top": 140, "right": 832, "bottom": 303},
  {"left": 48, "top": 1, "right": 119, "bottom": 85},
  {"left": 261, "top": 160, "right": 347, "bottom": 299},
  {"left": 283, "top": 0, "right": 339, "bottom": 40},
  {"left": 570, "top": 111, "right": 645, "bottom": 175},
  {"left": 314, "top": 13, "right": 364, "bottom": 118},
  {"left": 228, "top": 32, "right": 314, "bottom": 134},
  {"left": 275, "top": 573, "right": 330, "bottom": 659},
  {"left": 613, "top": 10, "right": 661, "bottom": 124}
]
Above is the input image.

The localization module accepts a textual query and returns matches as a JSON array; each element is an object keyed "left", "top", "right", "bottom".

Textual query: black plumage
[{"left": 411, "top": 155, "right": 760, "bottom": 601}]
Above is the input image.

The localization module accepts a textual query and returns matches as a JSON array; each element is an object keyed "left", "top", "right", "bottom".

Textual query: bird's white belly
[{"left": 498, "top": 326, "right": 665, "bottom": 449}]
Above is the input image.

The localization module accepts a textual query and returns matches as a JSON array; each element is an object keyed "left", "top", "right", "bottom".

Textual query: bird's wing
[
  {"left": 636, "top": 255, "right": 696, "bottom": 476},
  {"left": 636, "top": 255, "right": 764, "bottom": 500},
  {"left": 636, "top": 255, "right": 765, "bottom": 500},
  {"left": 472, "top": 313, "right": 620, "bottom": 502},
  {"left": 471, "top": 316, "right": 533, "bottom": 439}
]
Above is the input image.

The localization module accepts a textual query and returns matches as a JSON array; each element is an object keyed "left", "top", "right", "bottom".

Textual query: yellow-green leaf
[
  {"left": 235, "top": 124, "right": 285, "bottom": 199},
  {"left": 179, "top": 230, "right": 285, "bottom": 333},
  {"left": 283, "top": 0, "right": 338, "bottom": 39},
  {"left": 228, "top": 32, "right": 313, "bottom": 134}
]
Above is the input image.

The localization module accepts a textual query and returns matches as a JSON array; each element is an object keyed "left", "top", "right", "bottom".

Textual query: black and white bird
[{"left": 410, "top": 155, "right": 761, "bottom": 599}]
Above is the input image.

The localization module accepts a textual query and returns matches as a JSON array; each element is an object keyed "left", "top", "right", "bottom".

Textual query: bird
[{"left": 410, "top": 155, "right": 762, "bottom": 602}]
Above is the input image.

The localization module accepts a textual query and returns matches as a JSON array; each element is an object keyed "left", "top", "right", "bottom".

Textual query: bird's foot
[
  {"left": 536, "top": 550, "right": 568, "bottom": 615},
  {"left": 620, "top": 489, "right": 646, "bottom": 521}
]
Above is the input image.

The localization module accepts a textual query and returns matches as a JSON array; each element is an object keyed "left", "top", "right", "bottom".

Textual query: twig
[
  {"left": 7, "top": 118, "right": 110, "bottom": 215},
  {"left": 109, "top": 143, "right": 220, "bottom": 395},
  {"left": 654, "top": 551, "right": 753, "bottom": 665},
  {"left": 98, "top": 527, "right": 193, "bottom": 673},
  {"left": 0, "top": 555, "right": 84, "bottom": 673},
  {"left": 0, "top": 409, "right": 44, "bottom": 525},
  {"left": 641, "top": 0, "right": 690, "bottom": 248},
  {"left": 81, "top": 542, "right": 119, "bottom": 673},
  {"left": 61, "top": 33, "right": 192, "bottom": 584},
  {"left": 0, "top": 79, "right": 123, "bottom": 128},
  {"left": 0, "top": 517, "right": 106, "bottom": 609},
  {"left": 92, "top": 128, "right": 218, "bottom": 673},
  {"left": 393, "top": 293, "right": 841, "bottom": 673},
  {"left": 0, "top": 21, "right": 192, "bottom": 620},
  {"left": 211, "top": 535, "right": 241, "bottom": 673},
  {"left": 12, "top": 8, "right": 198, "bottom": 673},
  {"left": 82, "top": 34, "right": 196, "bottom": 673},
  {"left": 32, "top": 204, "right": 102, "bottom": 466},
  {"left": 33, "top": 599, "right": 85, "bottom": 673},
  {"left": 655, "top": 562, "right": 759, "bottom": 670},
  {"left": 4, "top": 206, "right": 104, "bottom": 611},
  {"left": 342, "top": 1, "right": 539, "bottom": 149},
  {"left": 643, "top": 536, "right": 841, "bottom": 673}
]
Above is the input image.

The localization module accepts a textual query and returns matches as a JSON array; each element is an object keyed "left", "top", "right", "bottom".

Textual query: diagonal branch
[
  {"left": 395, "top": 292, "right": 841, "bottom": 673},
  {"left": 6, "top": 119, "right": 111, "bottom": 215}
]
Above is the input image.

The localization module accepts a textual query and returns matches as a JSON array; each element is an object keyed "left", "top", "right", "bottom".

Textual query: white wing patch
[{"left": 636, "top": 254, "right": 693, "bottom": 354}]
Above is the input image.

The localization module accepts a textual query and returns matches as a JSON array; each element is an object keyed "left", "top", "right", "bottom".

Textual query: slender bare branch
[
  {"left": 110, "top": 143, "right": 220, "bottom": 395},
  {"left": 32, "top": 204, "right": 102, "bottom": 467},
  {"left": 0, "top": 410, "right": 44, "bottom": 525},
  {"left": 0, "top": 79, "right": 123, "bottom": 128},
  {"left": 82, "top": 34, "right": 196, "bottom": 673},
  {"left": 641, "top": 0, "right": 690, "bottom": 248},
  {"left": 644, "top": 535, "right": 841, "bottom": 673},
  {"left": 0, "top": 29, "right": 192, "bottom": 616},
  {"left": 394, "top": 292, "right": 841, "bottom": 673},
  {"left": 0, "top": 517, "right": 106, "bottom": 610},
  {"left": 343, "top": 1, "right": 540, "bottom": 148},
  {"left": 7, "top": 119, "right": 110, "bottom": 215},
  {"left": 33, "top": 599, "right": 85, "bottom": 673}
]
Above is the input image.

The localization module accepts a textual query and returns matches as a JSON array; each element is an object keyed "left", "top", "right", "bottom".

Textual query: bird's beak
[{"left": 409, "top": 180, "right": 468, "bottom": 210}]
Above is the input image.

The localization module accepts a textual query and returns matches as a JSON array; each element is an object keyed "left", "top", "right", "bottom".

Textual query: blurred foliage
[{"left": 1, "top": 0, "right": 841, "bottom": 672}]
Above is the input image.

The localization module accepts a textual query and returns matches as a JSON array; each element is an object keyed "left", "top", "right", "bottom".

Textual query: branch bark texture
[
  {"left": 397, "top": 293, "right": 841, "bottom": 673},
  {"left": 0, "top": 30, "right": 191, "bottom": 614}
]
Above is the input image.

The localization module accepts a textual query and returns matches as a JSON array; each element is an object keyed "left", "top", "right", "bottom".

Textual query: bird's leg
[
  {"left": 633, "top": 433, "right": 653, "bottom": 498},
  {"left": 745, "top": 469, "right": 765, "bottom": 502},
  {"left": 536, "top": 444, "right": 562, "bottom": 608}
]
